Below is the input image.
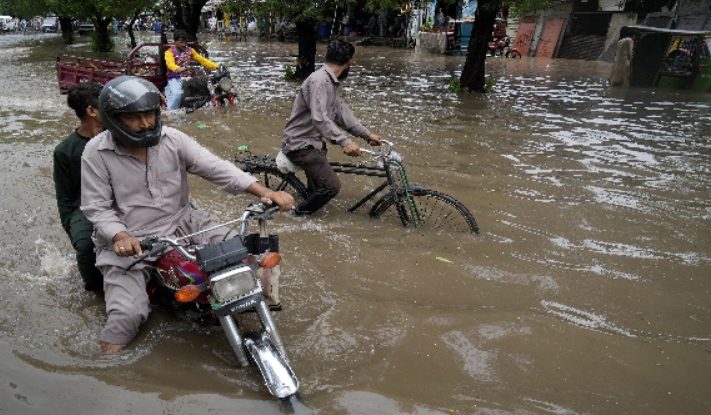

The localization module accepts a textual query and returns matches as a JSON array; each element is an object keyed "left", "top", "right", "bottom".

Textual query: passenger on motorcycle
[
  {"left": 164, "top": 30, "right": 218, "bottom": 110},
  {"left": 53, "top": 82, "right": 105, "bottom": 293},
  {"left": 80, "top": 76, "right": 294, "bottom": 354}
]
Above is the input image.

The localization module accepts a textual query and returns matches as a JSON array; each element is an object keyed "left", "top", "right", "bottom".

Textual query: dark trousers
[
  {"left": 286, "top": 147, "right": 341, "bottom": 215},
  {"left": 68, "top": 213, "right": 104, "bottom": 291}
]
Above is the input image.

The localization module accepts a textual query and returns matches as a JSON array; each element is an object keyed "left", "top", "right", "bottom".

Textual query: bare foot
[{"left": 101, "top": 342, "right": 125, "bottom": 354}]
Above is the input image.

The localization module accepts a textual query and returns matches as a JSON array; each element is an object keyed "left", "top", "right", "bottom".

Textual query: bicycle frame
[
  {"left": 236, "top": 142, "right": 479, "bottom": 233},
  {"left": 328, "top": 161, "right": 386, "bottom": 212},
  {"left": 298, "top": 153, "right": 421, "bottom": 227}
]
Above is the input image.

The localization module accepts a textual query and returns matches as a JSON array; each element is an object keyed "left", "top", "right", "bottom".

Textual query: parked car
[
  {"left": 41, "top": 16, "right": 58, "bottom": 32},
  {"left": 77, "top": 21, "right": 94, "bottom": 36},
  {"left": 0, "top": 16, "right": 16, "bottom": 31}
]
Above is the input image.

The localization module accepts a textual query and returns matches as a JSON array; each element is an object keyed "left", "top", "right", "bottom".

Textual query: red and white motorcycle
[{"left": 125, "top": 203, "right": 298, "bottom": 399}]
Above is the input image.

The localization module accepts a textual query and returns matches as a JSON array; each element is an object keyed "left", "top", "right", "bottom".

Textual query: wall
[
  {"left": 598, "top": 13, "right": 638, "bottom": 62},
  {"left": 528, "top": 2, "right": 574, "bottom": 56}
]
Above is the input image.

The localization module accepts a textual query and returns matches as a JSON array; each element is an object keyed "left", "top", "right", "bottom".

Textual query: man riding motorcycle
[
  {"left": 164, "top": 30, "right": 219, "bottom": 110},
  {"left": 80, "top": 76, "right": 294, "bottom": 354}
]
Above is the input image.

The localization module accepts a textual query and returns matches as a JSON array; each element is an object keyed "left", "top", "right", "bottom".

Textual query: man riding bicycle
[{"left": 282, "top": 39, "right": 383, "bottom": 215}]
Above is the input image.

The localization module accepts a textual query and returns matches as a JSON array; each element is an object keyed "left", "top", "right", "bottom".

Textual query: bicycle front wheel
[{"left": 369, "top": 188, "right": 479, "bottom": 234}]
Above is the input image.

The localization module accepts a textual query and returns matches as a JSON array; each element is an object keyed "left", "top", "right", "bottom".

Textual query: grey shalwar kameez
[
  {"left": 81, "top": 126, "right": 257, "bottom": 345},
  {"left": 282, "top": 65, "right": 372, "bottom": 214}
]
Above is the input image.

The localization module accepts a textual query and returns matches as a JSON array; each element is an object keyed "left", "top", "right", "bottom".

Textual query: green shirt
[{"left": 53, "top": 130, "right": 91, "bottom": 234}]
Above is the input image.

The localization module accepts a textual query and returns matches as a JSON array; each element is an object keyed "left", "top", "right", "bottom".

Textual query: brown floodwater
[{"left": 0, "top": 32, "right": 709, "bottom": 415}]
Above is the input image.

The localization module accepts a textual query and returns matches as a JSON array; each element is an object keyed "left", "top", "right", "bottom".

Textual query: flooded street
[{"left": 1, "top": 32, "right": 710, "bottom": 415}]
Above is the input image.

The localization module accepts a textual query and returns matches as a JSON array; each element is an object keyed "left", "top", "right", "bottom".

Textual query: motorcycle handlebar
[{"left": 123, "top": 203, "right": 278, "bottom": 273}]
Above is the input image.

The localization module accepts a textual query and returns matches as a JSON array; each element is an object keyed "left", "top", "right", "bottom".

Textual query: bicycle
[{"left": 235, "top": 141, "right": 479, "bottom": 234}]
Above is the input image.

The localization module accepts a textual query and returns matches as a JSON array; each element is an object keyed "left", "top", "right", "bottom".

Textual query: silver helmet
[{"left": 99, "top": 76, "right": 163, "bottom": 148}]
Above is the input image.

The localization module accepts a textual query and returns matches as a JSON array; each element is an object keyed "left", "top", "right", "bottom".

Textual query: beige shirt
[
  {"left": 282, "top": 65, "right": 371, "bottom": 153},
  {"left": 81, "top": 126, "right": 257, "bottom": 249},
  {"left": 610, "top": 37, "right": 634, "bottom": 86}
]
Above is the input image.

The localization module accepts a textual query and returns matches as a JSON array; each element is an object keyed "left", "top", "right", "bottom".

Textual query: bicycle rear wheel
[
  {"left": 250, "top": 168, "right": 309, "bottom": 201},
  {"left": 369, "top": 188, "right": 479, "bottom": 234}
]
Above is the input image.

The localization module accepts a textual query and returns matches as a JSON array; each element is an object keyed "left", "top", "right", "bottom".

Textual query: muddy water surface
[{"left": 0, "top": 32, "right": 709, "bottom": 415}]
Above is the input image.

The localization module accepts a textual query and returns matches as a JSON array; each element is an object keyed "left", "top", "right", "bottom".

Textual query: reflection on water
[{"left": 0, "top": 33, "right": 710, "bottom": 415}]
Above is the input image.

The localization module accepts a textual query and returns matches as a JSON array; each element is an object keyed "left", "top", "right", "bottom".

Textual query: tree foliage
[
  {"left": 0, "top": 0, "right": 154, "bottom": 50},
  {"left": 239, "top": 0, "right": 413, "bottom": 79},
  {"left": 241, "top": 0, "right": 344, "bottom": 79},
  {"left": 505, "top": 0, "right": 554, "bottom": 17}
]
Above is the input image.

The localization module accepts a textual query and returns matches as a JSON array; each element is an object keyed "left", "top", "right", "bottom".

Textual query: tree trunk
[
  {"left": 59, "top": 17, "right": 74, "bottom": 44},
  {"left": 295, "top": 20, "right": 318, "bottom": 79},
  {"left": 459, "top": 1, "right": 500, "bottom": 92},
  {"left": 92, "top": 18, "right": 114, "bottom": 53},
  {"left": 171, "top": 0, "right": 208, "bottom": 40},
  {"left": 173, "top": 0, "right": 185, "bottom": 31},
  {"left": 185, "top": 0, "right": 205, "bottom": 38}
]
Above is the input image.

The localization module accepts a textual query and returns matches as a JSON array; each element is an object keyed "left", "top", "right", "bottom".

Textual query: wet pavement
[{"left": 0, "top": 32, "right": 710, "bottom": 415}]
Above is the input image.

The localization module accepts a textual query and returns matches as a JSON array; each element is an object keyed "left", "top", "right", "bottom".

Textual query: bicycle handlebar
[
  {"left": 361, "top": 139, "right": 394, "bottom": 156},
  {"left": 362, "top": 140, "right": 403, "bottom": 164}
]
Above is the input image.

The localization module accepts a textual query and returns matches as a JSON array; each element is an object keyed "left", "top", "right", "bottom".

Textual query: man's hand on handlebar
[
  {"left": 261, "top": 190, "right": 295, "bottom": 212},
  {"left": 344, "top": 134, "right": 383, "bottom": 157},
  {"left": 366, "top": 134, "right": 384, "bottom": 146},
  {"left": 248, "top": 182, "right": 295, "bottom": 212},
  {"left": 112, "top": 231, "right": 143, "bottom": 257},
  {"left": 343, "top": 142, "right": 362, "bottom": 157}
]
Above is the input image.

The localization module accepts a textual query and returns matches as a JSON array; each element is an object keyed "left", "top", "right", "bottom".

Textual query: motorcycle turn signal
[
  {"left": 175, "top": 285, "right": 201, "bottom": 303},
  {"left": 260, "top": 252, "right": 281, "bottom": 269}
]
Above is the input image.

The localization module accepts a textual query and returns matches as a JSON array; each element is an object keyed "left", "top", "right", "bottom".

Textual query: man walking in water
[
  {"left": 610, "top": 32, "right": 639, "bottom": 87},
  {"left": 282, "top": 39, "right": 383, "bottom": 216}
]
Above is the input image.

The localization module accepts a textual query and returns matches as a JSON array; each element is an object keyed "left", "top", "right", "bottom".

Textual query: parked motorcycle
[
  {"left": 125, "top": 203, "right": 298, "bottom": 399},
  {"left": 488, "top": 35, "right": 522, "bottom": 58},
  {"left": 181, "top": 65, "right": 237, "bottom": 112}
]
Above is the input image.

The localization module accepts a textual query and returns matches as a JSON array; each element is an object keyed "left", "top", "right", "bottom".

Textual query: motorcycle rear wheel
[{"left": 506, "top": 50, "right": 522, "bottom": 59}]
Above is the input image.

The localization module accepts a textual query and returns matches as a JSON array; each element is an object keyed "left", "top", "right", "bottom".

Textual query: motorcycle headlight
[
  {"left": 210, "top": 265, "right": 258, "bottom": 302},
  {"left": 219, "top": 76, "right": 233, "bottom": 91}
]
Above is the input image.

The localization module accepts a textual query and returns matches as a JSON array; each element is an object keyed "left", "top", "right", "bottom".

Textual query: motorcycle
[
  {"left": 125, "top": 203, "right": 298, "bottom": 399},
  {"left": 181, "top": 65, "right": 237, "bottom": 113},
  {"left": 488, "top": 35, "right": 522, "bottom": 58}
]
